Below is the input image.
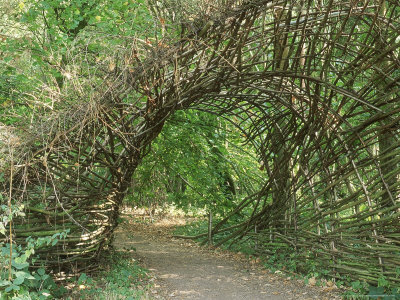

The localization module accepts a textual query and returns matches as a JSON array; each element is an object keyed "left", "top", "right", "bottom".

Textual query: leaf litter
[{"left": 113, "top": 210, "right": 342, "bottom": 300}]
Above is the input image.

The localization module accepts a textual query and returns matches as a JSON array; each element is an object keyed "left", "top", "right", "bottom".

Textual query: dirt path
[{"left": 113, "top": 213, "right": 341, "bottom": 300}]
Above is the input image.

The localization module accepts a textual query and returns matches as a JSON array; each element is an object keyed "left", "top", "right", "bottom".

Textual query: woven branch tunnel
[{"left": 1, "top": 0, "right": 399, "bottom": 285}]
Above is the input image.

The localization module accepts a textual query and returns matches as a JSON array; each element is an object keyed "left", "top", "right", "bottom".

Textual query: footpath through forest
[{"left": 113, "top": 211, "right": 342, "bottom": 300}]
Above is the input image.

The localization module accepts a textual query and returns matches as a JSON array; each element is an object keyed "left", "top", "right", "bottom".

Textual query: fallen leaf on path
[
  {"left": 323, "top": 286, "right": 335, "bottom": 292},
  {"left": 272, "top": 291, "right": 280, "bottom": 295},
  {"left": 308, "top": 277, "right": 316, "bottom": 286}
]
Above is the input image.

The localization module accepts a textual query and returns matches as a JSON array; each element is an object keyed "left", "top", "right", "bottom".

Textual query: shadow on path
[{"left": 113, "top": 213, "right": 341, "bottom": 300}]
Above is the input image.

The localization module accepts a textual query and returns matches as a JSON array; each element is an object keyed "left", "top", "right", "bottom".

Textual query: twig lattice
[{"left": 1, "top": 0, "right": 399, "bottom": 284}]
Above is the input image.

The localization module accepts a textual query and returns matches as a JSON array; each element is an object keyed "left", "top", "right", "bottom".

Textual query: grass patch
[
  {"left": 67, "top": 250, "right": 152, "bottom": 299},
  {"left": 173, "top": 218, "right": 208, "bottom": 237}
]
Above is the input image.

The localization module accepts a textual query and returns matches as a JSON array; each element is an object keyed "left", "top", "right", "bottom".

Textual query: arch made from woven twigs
[{"left": 2, "top": 0, "right": 399, "bottom": 284}]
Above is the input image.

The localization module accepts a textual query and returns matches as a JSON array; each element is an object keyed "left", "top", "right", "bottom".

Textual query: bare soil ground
[{"left": 113, "top": 211, "right": 342, "bottom": 300}]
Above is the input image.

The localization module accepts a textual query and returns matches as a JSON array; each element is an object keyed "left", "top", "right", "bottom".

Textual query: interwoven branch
[{"left": 1, "top": 0, "right": 399, "bottom": 284}]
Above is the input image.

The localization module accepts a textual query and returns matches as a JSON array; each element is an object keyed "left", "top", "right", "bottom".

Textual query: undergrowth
[
  {"left": 174, "top": 219, "right": 400, "bottom": 300},
  {"left": 67, "top": 250, "right": 152, "bottom": 300},
  {"left": 0, "top": 231, "right": 70, "bottom": 300}
]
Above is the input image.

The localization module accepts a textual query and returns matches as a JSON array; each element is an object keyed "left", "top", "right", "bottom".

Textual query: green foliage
[
  {"left": 0, "top": 197, "right": 68, "bottom": 299},
  {"left": 1, "top": 0, "right": 399, "bottom": 294},
  {"left": 368, "top": 286, "right": 400, "bottom": 300},
  {"left": 0, "top": 204, "right": 24, "bottom": 236},
  {"left": 264, "top": 249, "right": 299, "bottom": 274},
  {"left": 174, "top": 219, "right": 209, "bottom": 237},
  {"left": 0, "top": 0, "right": 155, "bottom": 125},
  {"left": 0, "top": 231, "right": 69, "bottom": 299},
  {"left": 341, "top": 281, "right": 400, "bottom": 300},
  {"left": 174, "top": 217, "right": 257, "bottom": 254},
  {"left": 128, "top": 110, "right": 262, "bottom": 217},
  {"left": 262, "top": 246, "right": 400, "bottom": 299},
  {"left": 70, "top": 251, "right": 150, "bottom": 300},
  {"left": 339, "top": 272, "right": 400, "bottom": 299},
  {"left": 18, "top": 0, "right": 154, "bottom": 40},
  {"left": 261, "top": 247, "right": 332, "bottom": 279}
]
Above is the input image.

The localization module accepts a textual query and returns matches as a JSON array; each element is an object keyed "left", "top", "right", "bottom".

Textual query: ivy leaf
[
  {"left": 0, "top": 279, "right": 11, "bottom": 287},
  {"left": 78, "top": 273, "right": 87, "bottom": 284},
  {"left": 12, "top": 261, "right": 29, "bottom": 270},
  {"left": 15, "top": 271, "right": 35, "bottom": 280},
  {"left": 368, "top": 286, "right": 385, "bottom": 299},
  {"left": 37, "top": 268, "right": 46, "bottom": 276},
  {"left": 5, "top": 284, "right": 20, "bottom": 292},
  {"left": 13, "top": 276, "right": 25, "bottom": 285},
  {"left": 0, "top": 223, "right": 5, "bottom": 235}
]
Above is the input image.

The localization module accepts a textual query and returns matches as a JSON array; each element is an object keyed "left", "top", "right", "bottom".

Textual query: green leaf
[
  {"left": 368, "top": 286, "right": 385, "bottom": 299},
  {"left": 11, "top": 261, "right": 29, "bottom": 270},
  {"left": 13, "top": 276, "right": 24, "bottom": 285},
  {"left": 15, "top": 271, "right": 35, "bottom": 280},
  {"left": 0, "top": 223, "right": 5, "bottom": 235},
  {"left": 24, "top": 248, "right": 34, "bottom": 258},
  {"left": 0, "top": 280, "right": 11, "bottom": 287},
  {"left": 42, "top": 274, "right": 49, "bottom": 281},
  {"left": 5, "top": 284, "right": 19, "bottom": 292},
  {"left": 78, "top": 273, "right": 87, "bottom": 284},
  {"left": 37, "top": 268, "right": 46, "bottom": 276},
  {"left": 40, "top": 289, "right": 51, "bottom": 297}
]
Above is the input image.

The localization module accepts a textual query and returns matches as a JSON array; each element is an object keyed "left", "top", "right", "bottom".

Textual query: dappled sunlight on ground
[{"left": 112, "top": 210, "right": 342, "bottom": 300}]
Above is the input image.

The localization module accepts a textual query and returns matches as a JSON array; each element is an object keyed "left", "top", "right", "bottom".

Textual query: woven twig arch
[{"left": 2, "top": 0, "right": 399, "bottom": 284}]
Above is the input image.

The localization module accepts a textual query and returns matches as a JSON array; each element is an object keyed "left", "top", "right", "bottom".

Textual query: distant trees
[{"left": 127, "top": 110, "right": 262, "bottom": 216}]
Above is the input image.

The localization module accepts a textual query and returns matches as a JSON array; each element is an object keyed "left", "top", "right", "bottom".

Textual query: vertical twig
[
  {"left": 208, "top": 209, "right": 213, "bottom": 245},
  {"left": 8, "top": 146, "right": 14, "bottom": 281},
  {"left": 254, "top": 224, "right": 258, "bottom": 251}
]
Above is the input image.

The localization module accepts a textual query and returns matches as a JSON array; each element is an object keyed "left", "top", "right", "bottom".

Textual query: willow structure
[{"left": 1, "top": 0, "right": 399, "bottom": 285}]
